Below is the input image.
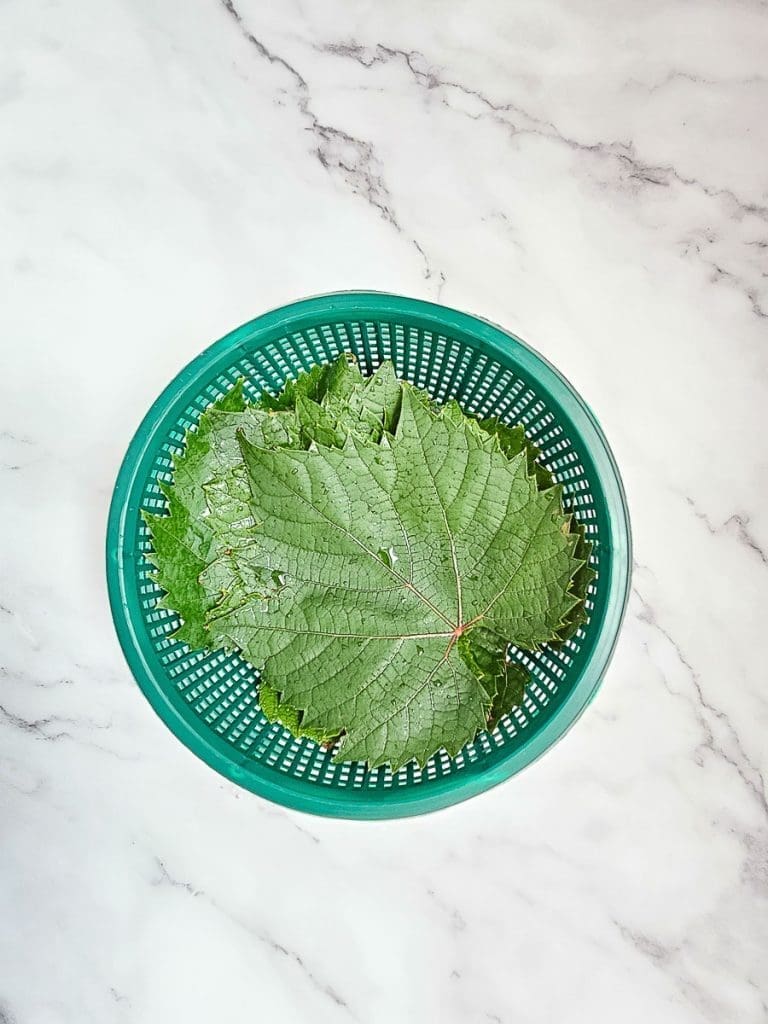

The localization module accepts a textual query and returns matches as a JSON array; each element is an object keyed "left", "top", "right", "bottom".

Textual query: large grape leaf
[
  {"left": 142, "top": 385, "right": 299, "bottom": 647},
  {"left": 203, "top": 387, "right": 582, "bottom": 770},
  {"left": 142, "top": 380, "right": 248, "bottom": 648},
  {"left": 145, "top": 358, "right": 589, "bottom": 757},
  {"left": 144, "top": 358, "right": 405, "bottom": 739}
]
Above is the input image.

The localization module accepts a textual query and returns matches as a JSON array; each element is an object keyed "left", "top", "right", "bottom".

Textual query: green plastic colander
[{"left": 107, "top": 292, "right": 631, "bottom": 819}]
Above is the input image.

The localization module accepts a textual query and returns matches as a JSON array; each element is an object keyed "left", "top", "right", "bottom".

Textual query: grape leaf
[
  {"left": 486, "top": 662, "right": 528, "bottom": 731},
  {"left": 457, "top": 627, "right": 528, "bottom": 730},
  {"left": 144, "top": 358, "right": 406, "bottom": 743},
  {"left": 480, "top": 414, "right": 594, "bottom": 643},
  {"left": 479, "top": 416, "right": 555, "bottom": 491},
  {"left": 257, "top": 671, "right": 332, "bottom": 744},
  {"left": 446, "top": 414, "right": 589, "bottom": 727},
  {"left": 257, "top": 359, "right": 334, "bottom": 412},
  {"left": 294, "top": 362, "right": 400, "bottom": 449},
  {"left": 142, "top": 386, "right": 300, "bottom": 647},
  {"left": 142, "top": 381, "right": 248, "bottom": 647},
  {"left": 144, "top": 360, "right": 402, "bottom": 646},
  {"left": 556, "top": 517, "right": 594, "bottom": 642},
  {"left": 203, "top": 387, "right": 582, "bottom": 770},
  {"left": 320, "top": 359, "right": 402, "bottom": 440}
]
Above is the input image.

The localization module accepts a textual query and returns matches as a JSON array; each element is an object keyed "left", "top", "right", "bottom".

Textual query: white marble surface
[{"left": 2, "top": 0, "right": 767, "bottom": 1020}]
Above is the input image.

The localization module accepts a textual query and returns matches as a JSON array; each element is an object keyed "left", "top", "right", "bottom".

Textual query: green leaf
[
  {"left": 479, "top": 416, "right": 555, "bottom": 491},
  {"left": 143, "top": 387, "right": 300, "bottom": 645},
  {"left": 142, "top": 381, "right": 248, "bottom": 646},
  {"left": 457, "top": 626, "right": 528, "bottom": 730},
  {"left": 479, "top": 414, "right": 594, "bottom": 643},
  {"left": 257, "top": 361, "right": 332, "bottom": 412},
  {"left": 258, "top": 681, "right": 334, "bottom": 744},
  {"left": 204, "top": 387, "right": 581, "bottom": 770},
  {"left": 322, "top": 360, "right": 402, "bottom": 440},
  {"left": 143, "top": 488, "right": 213, "bottom": 649},
  {"left": 295, "top": 395, "right": 350, "bottom": 449},
  {"left": 556, "top": 517, "right": 594, "bottom": 642},
  {"left": 144, "top": 359, "right": 403, "bottom": 650},
  {"left": 487, "top": 663, "right": 528, "bottom": 730}
]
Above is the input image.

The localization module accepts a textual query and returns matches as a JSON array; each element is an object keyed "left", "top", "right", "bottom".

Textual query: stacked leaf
[{"left": 144, "top": 355, "right": 592, "bottom": 770}]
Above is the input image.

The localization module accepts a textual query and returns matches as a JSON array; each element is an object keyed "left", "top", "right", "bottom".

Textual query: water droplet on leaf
[{"left": 377, "top": 545, "right": 398, "bottom": 568}]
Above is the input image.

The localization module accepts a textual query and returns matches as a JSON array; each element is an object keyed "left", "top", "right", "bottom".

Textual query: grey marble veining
[{"left": 1, "top": 1, "right": 767, "bottom": 1021}]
